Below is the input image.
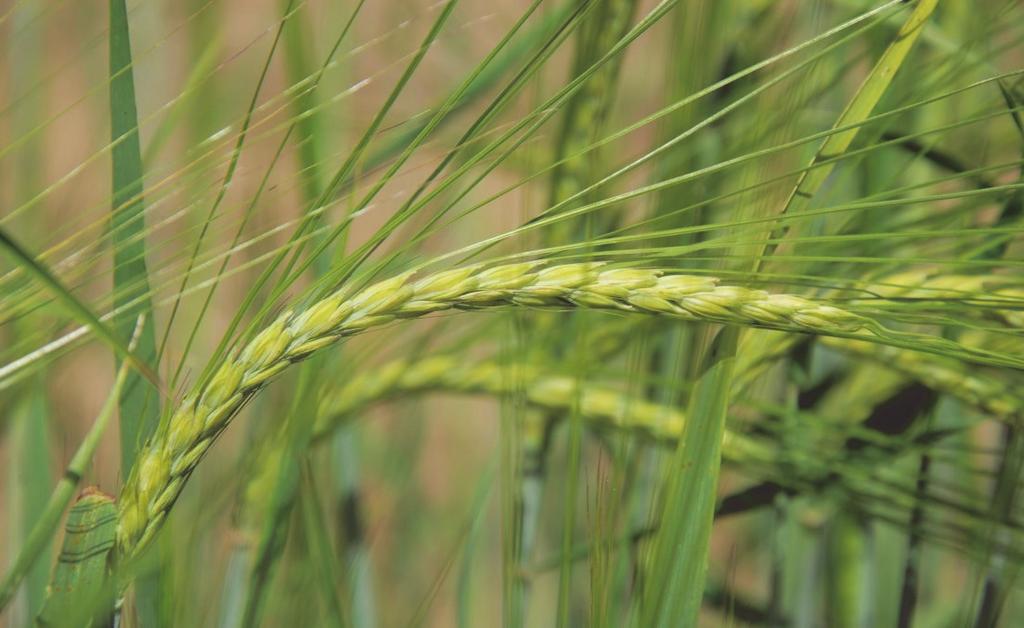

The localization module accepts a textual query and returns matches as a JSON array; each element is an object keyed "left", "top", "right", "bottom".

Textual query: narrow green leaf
[
  {"left": 641, "top": 327, "right": 738, "bottom": 627},
  {"left": 19, "top": 385, "right": 53, "bottom": 620},
  {"left": 282, "top": 0, "right": 328, "bottom": 214},
  {"left": 109, "top": 2, "right": 162, "bottom": 621},
  {"left": 4, "top": 384, "right": 53, "bottom": 623},
  {"left": 109, "top": 0, "right": 159, "bottom": 473}
]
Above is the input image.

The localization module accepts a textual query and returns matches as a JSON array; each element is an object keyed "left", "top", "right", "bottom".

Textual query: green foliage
[{"left": 2, "top": 0, "right": 1024, "bottom": 626}]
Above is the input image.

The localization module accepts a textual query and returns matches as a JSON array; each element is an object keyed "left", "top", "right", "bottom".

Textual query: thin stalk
[
  {"left": 332, "top": 433, "right": 376, "bottom": 628},
  {"left": 973, "top": 423, "right": 1024, "bottom": 628},
  {"left": 896, "top": 453, "right": 931, "bottom": 628},
  {"left": 6, "top": 382, "right": 52, "bottom": 623}
]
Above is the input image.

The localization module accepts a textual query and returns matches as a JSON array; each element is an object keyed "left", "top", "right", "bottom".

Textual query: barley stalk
[{"left": 114, "top": 261, "right": 1015, "bottom": 562}]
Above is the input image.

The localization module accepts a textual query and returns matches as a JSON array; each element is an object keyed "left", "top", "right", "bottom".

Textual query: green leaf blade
[{"left": 109, "top": 0, "right": 159, "bottom": 474}]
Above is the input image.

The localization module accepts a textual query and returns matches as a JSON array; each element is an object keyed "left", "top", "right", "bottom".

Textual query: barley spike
[{"left": 115, "top": 261, "right": 1016, "bottom": 562}]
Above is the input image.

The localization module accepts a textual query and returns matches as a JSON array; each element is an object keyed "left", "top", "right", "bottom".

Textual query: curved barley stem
[{"left": 114, "top": 261, "right": 1019, "bottom": 563}]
